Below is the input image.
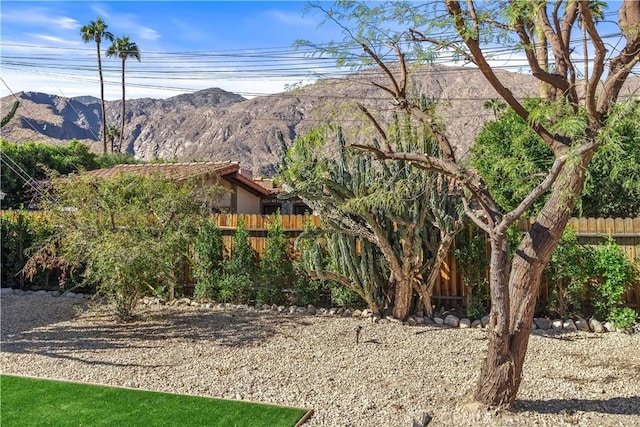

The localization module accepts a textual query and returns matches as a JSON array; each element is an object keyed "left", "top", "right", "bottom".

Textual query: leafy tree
[
  {"left": 279, "top": 115, "right": 462, "bottom": 319},
  {"left": 303, "top": 0, "right": 640, "bottom": 408},
  {"left": 257, "top": 213, "right": 293, "bottom": 305},
  {"left": 474, "top": 101, "right": 640, "bottom": 217},
  {"left": 1, "top": 101, "right": 19, "bottom": 129},
  {"left": 24, "top": 173, "right": 217, "bottom": 320},
  {"left": 0, "top": 139, "right": 138, "bottom": 208},
  {"left": 80, "top": 17, "right": 114, "bottom": 154},
  {"left": 106, "top": 36, "right": 141, "bottom": 149}
]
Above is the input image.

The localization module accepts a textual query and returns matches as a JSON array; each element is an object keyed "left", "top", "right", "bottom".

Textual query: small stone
[
  {"left": 0, "top": 288, "right": 14, "bottom": 296},
  {"left": 551, "top": 319, "right": 563, "bottom": 329},
  {"left": 288, "top": 305, "right": 297, "bottom": 314},
  {"left": 352, "top": 309, "right": 362, "bottom": 317},
  {"left": 190, "top": 301, "right": 199, "bottom": 307},
  {"left": 459, "top": 318, "right": 471, "bottom": 328},
  {"left": 48, "top": 291, "right": 60, "bottom": 297},
  {"left": 204, "top": 303, "right": 213, "bottom": 309},
  {"left": 433, "top": 317, "right": 444, "bottom": 326},
  {"left": 306, "top": 305, "right": 316, "bottom": 315},
  {"left": 481, "top": 315, "right": 490, "bottom": 327},
  {"left": 407, "top": 317, "right": 418, "bottom": 326},
  {"left": 262, "top": 304, "right": 271, "bottom": 311},
  {"left": 423, "top": 317, "right": 435, "bottom": 325},
  {"left": 342, "top": 309, "right": 352, "bottom": 317},
  {"left": 377, "top": 318, "right": 389, "bottom": 325},
  {"left": 277, "top": 305, "right": 286, "bottom": 313},
  {"left": 371, "top": 314, "right": 381, "bottom": 323},
  {"left": 271, "top": 304, "right": 279, "bottom": 311},
  {"left": 563, "top": 319, "right": 577, "bottom": 331},
  {"left": 534, "top": 318, "right": 552, "bottom": 330},
  {"left": 361, "top": 309, "right": 373, "bottom": 317},
  {"left": 386, "top": 316, "right": 401, "bottom": 324},
  {"left": 589, "top": 318, "right": 604, "bottom": 333},
  {"left": 296, "top": 306, "right": 307, "bottom": 314},
  {"left": 216, "top": 303, "right": 225, "bottom": 310},
  {"left": 444, "top": 314, "right": 460, "bottom": 328},
  {"left": 329, "top": 308, "right": 339, "bottom": 315},
  {"left": 471, "top": 319, "right": 482, "bottom": 328},
  {"left": 603, "top": 321, "right": 616, "bottom": 333},
  {"left": 415, "top": 316, "right": 426, "bottom": 325},
  {"left": 575, "top": 317, "right": 590, "bottom": 331},
  {"left": 336, "top": 308, "right": 344, "bottom": 316},
  {"left": 237, "top": 304, "right": 249, "bottom": 311},
  {"left": 318, "top": 308, "right": 327, "bottom": 315}
]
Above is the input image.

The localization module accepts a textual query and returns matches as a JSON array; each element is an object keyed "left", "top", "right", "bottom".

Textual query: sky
[
  {"left": 0, "top": 1, "right": 633, "bottom": 102},
  {"left": 0, "top": 1, "right": 344, "bottom": 100}
]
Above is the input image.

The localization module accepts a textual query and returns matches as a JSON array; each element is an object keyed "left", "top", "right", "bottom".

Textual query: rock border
[{"left": 2, "top": 287, "right": 637, "bottom": 334}]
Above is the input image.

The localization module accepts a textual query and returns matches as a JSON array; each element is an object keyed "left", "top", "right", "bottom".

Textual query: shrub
[
  {"left": 608, "top": 306, "right": 638, "bottom": 332},
  {"left": 219, "top": 217, "right": 256, "bottom": 303},
  {"left": 256, "top": 213, "right": 292, "bottom": 305},
  {"left": 589, "top": 238, "right": 639, "bottom": 322},
  {"left": 192, "top": 219, "right": 224, "bottom": 302}
]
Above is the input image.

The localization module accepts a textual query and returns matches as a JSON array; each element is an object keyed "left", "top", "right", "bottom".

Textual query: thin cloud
[
  {"left": 139, "top": 27, "right": 160, "bottom": 42},
  {"left": 263, "top": 9, "right": 316, "bottom": 27},
  {"left": 2, "top": 7, "right": 80, "bottom": 30}
]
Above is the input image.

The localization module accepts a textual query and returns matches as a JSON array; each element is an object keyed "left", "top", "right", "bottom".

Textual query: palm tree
[
  {"left": 106, "top": 36, "right": 140, "bottom": 150},
  {"left": 482, "top": 98, "right": 507, "bottom": 119},
  {"left": 80, "top": 17, "right": 113, "bottom": 154},
  {"left": 106, "top": 125, "right": 121, "bottom": 153}
]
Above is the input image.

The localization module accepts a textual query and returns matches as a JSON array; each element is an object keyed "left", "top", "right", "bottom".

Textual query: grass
[{"left": 1, "top": 374, "right": 310, "bottom": 427}]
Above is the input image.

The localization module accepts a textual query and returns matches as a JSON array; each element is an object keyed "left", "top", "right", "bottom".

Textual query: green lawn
[{"left": 0, "top": 374, "right": 310, "bottom": 427}]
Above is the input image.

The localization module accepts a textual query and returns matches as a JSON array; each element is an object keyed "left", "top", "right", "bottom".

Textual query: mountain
[{"left": 2, "top": 65, "right": 638, "bottom": 176}]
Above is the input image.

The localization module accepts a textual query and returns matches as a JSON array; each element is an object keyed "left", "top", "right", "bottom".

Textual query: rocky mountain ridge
[{"left": 2, "top": 65, "right": 638, "bottom": 176}]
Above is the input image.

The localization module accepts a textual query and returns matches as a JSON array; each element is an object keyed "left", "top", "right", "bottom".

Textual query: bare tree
[{"left": 305, "top": 0, "right": 640, "bottom": 408}]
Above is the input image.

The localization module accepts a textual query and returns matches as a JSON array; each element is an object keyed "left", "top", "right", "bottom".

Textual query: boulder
[
  {"left": 575, "top": 317, "right": 590, "bottom": 331},
  {"left": 415, "top": 316, "right": 426, "bottom": 325},
  {"left": 534, "top": 318, "right": 552, "bottom": 330},
  {"left": 306, "top": 305, "right": 317, "bottom": 315},
  {"left": 603, "top": 321, "right": 616, "bottom": 333},
  {"left": 329, "top": 308, "right": 339, "bottom": 315},
  {"left": 551, "top": 319, "right": 563, "bottom": 330},
  {"left": 352, "top": 309, "right": 362, "bottom": 317},
  {"left": 563, "top": 319, "right": 577, "bottom": 331},
  {"left": 444, "top": 315, "right": 460, "bottom": 328},
  {"left": 434, "top": 317, "right": 444, "bottom": 326},
  {"left": 589, "top": 318, "right": 604, "bottom": 333},
  {"left": 471, "top": 319, "right": 482, "bottom": 328},
  {"left": 459, "top": 318, "right": 471, "bottom": 328},
  {"left": 481, "top": 315, "right": 490, "bottom": 327},
  {"left": 361, "top": 309, "right": 373, "bottom": 318},
  {"left": 407, "top": 317, "right": 418, "bottom": 326}
]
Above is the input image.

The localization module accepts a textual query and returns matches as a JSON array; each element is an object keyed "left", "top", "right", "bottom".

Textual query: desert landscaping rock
[
  {"left": 551, "top": 319, "right": 563, "bottom": 329},
  {"left": 444, "top": 314, "right": 460, "bottom": 327},
  {"left": 589, "top": 318, "right": 604, "bottom": 333},
  {"left": 434, "top": 316, "right": 444, "bottom": 325},
  {"left": 2, "top": 293, "right": 639, "bottom": 427},
  {"left": 459, "top": 318, "right": 471, "bottom": 328},
  {"left": 563, "top": 319, "right": 577, "bottom": 331},
  {"left": 534, "top": 318, "right": 552, "bottom": 330},
  {"left": 575, "top": 317, "right": 590, "bottom": 331}
]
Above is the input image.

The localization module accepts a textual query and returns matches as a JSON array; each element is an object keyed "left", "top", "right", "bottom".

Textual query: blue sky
[{"left": 1, "top": 1, "right": 342, "bottom": 99}]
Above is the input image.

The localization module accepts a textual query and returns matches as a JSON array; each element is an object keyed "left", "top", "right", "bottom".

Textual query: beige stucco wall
[{"left": 235, "top": 185, "right": 261, "bottom": 214}]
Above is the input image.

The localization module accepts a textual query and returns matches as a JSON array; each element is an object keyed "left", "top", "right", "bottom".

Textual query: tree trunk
[
  {"left": 120, "top": 57, "right": 126, "bottom": 150},
  {"left": 475, "top": 153, "right": 593, "bottom": 407},
  {"left": 392, "top": 276, "right": 413, "bottom": 319},
  {"left": 97, "top": 42, "right": 107, "bottom": 154}
]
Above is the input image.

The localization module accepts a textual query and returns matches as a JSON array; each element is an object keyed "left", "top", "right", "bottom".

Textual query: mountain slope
[{"left": 2, "top": 65, "right": 638, "bottom": 176}]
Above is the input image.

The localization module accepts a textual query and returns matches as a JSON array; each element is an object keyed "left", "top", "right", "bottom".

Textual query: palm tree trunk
[
  {"left": 120, "top": 57, "right": 126, "bottom": 150},
  {"left": 583, "top": 24, "right": 589, "bottom": 103},
  {"left": 97, "top": 42, "right": 107, "bottom": 154}
]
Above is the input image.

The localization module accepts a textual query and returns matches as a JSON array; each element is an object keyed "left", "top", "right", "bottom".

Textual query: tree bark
[
  {"left": 120, "top": 57, "right": 126, "bottom": 150},
  {"left": 475, "top": 151, "right": 593, "bottom": 407},
  {"left": 392, "top": 277, "right": 413, "bottom": 319},
  {"left": 97, "top": 41, "right": 107, "bottom": 154}
]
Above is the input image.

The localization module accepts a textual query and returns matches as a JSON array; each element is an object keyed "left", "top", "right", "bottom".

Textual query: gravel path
[{"left": 2, "top": 293, "right": 639, "bottom": 426}]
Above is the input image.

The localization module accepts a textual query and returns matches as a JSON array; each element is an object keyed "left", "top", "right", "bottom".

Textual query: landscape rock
[
  {"left": 459, "top": 318, "right": 471, "bottom": 328},
  {"left": 0, "top": 288, "right": 14, "bottom": 296},
  {"left": 534, "top": 318, "right": 552, "bottom": 330},
  {"left": 444, "top": 315, "right": 460, "bottom": 328},
  {"left": 589, "top": 318, "right": 604, "bottom": 333},
  {"left": 471, "top": 319, "right": 482, "bottom": 328},
  {"left": 360, "top": 309, "right": 372, "bottom": 318},
  {"left": 434, "top": 317, "right": 444, "bottom": 326},
  {"left": 407, "top": 317, "right": 418, "bottom": 327},
  {"left": 575, "top": 318, "right": 590, "bottom": 331},
  {"left": 551, "top": 319, "right": 563, "bottom": 330},
  {"left": 352, "top": 309, "right": 362, "bottom": 317},
  {"left": 531, "top": 322, "right": 537, "bottom": 330},
  {"left": 306, "top": 305, "right": 316, "bottom": 315},
  {"left": 415, "top": 316, "right": 426, "bottom": 325},
  {"left": 603, "top": 322, "right": 616, "bottom": 333},
  {"left": 563, "top": 319, "right": 577, "bottom": 331},
  {"left": 481, "top": 315, "right": 490, "bottom": 327}
]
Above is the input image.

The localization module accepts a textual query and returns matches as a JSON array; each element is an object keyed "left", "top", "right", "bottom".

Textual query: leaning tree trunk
[
  {"left": 475, "top": 153, "right": 593, "bottom": 407},
  {"left": 392, "top": 276, "right": 413, "bottom": 319}
]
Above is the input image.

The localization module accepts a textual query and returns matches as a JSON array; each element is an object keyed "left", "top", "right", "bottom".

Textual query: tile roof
[{"left": 82, "top": 161, "right": 240, "bottom": 181}]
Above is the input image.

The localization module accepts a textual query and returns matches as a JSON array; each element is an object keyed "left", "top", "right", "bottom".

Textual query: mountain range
[{"left": 2, "top": 64, "right": 638, "bottom": 176}]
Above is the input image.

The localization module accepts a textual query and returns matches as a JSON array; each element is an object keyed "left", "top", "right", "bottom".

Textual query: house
[{"left": 80, "top": 162, "right": 308, "bottom": 215}]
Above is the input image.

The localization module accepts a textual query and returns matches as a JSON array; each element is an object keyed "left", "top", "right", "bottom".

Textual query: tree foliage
[
  {"left": 474, "top": 101, "right": 640, "bottom": 217},
  {"left": 24, "top": 173, "right": 218, "bottom": 320},
  {"left": 0, "top": 139, "right": 138, "bottom": 209}
]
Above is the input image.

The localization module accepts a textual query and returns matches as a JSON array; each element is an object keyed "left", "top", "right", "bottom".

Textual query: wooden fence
[{"left": 213, "top": 214, "right": 640, "bottom": 311}]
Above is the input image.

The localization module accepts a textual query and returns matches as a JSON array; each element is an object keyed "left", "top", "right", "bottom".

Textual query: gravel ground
[{"left": 1, "top": 293, "right": 640, "bottom": 427}]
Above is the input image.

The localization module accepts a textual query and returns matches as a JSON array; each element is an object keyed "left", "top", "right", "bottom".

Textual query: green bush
[
  {"left": 256, "top": 213, "right": 292, "bottom": 305},
  {"left": 589, "top": 238, "right": 639, "bottom": 322},
  {"left": 1, "top": 211, "right": 54, "bottom": 289},
  {"left": 192, "top": 219, "right": 224, "bottom": 302},
  {"left": 218, "top": 217, "right": 256, "bottom": 303},
  {"left": 543, "top": 228, "right": 591, "bottom": 318},
  {"left": 608, "top": 306, "right": 638, "bottom": 332}
]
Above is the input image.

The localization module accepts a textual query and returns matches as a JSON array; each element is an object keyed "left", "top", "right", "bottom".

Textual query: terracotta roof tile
[{"left": 82, "top": 161, "right": 240, "bottom": 181}]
